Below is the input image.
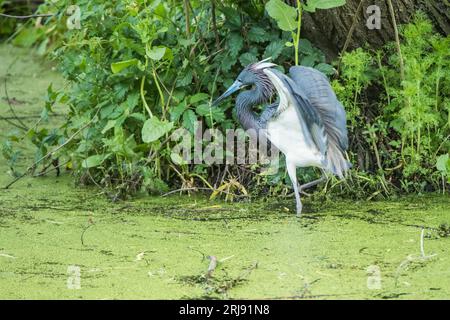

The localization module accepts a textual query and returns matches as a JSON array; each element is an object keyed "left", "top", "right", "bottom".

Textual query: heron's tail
[{"left": 325, "top": 143, "right": 351, "bottom": 179}]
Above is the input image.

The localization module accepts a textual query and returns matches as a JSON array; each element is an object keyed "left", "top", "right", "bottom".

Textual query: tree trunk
[{"left": 298, "top": 0, "right": 450, "bottom": 59}]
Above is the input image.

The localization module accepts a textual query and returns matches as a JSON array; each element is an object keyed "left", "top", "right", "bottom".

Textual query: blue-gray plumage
[{"left": 212, "top": 58, "right": 351, "bottom": 216}]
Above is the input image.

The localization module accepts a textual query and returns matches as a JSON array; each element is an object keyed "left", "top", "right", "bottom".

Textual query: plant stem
[
  {"left": 183, "top": 0, "right": 191, "bottom": 38},
  {"left": 211, "top": 0, "right": 220, "bottom": 49},
  {"left": 339, "top": 0, "right": 364, "bottom": 71},
  {"left": 140, "top": 75, "right": 153, "bottom": 118},
  {"left": 152, "top": 66, "right": 166, "bottom": 118},
  {"left": 294, "top": 0, "right": 302, "bottom": 66},
  {"left": 387, "top": 0, "right": 405, "bottom": 82},
  {"left": 376, "top": 51, "right": 391, "bottom": 105}
]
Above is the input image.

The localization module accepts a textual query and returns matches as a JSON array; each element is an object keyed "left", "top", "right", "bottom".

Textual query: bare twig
[
  {"left": 34, "top": 159, "right": 68, "bottom": 177},
  {"left": 0, "top": 13, "right": 54, "bottom": 19},
  {"left": 0, "top": 115, "right": 27, "bottom": 129},
  {"left": 0, "top": 114, "right": 63, "bottom": 120},
  {"left": 81, "top": 218, "right": 94, "bottom": 246},
  {"left": 211, "top": 0, "right": 220, "bottom": 49},
  {"left": 395, "top": 228, "right": 437, "bottom": 286},
  {"left": 4, "top": 76, "right": 29, "bottom": 130},
  {"left": 3, "top": 111, "right": 98, "bottom": 189},
  {"left": 387, "top": 0, "right": 405, "bottom": 82},
  {"left": 2, "top": 57, "right": 29, "bottom": 130},
  {"left": 338, "top": 0, "right": 365, "bottom": 73},
  {"left": 230, "top": 263, "right": 257, "bottom": 295},
  {"left": 189, "top": 247, "right": 207, "bottom": 260}
]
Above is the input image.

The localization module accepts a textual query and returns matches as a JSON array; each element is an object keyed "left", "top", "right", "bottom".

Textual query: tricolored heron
[{"left": 212, "top": 58, "right": 351, "bottom": 216}]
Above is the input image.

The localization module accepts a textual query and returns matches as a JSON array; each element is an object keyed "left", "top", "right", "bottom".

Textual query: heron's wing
[
  {"left": 289, "top": 66, "right": 348, "bottom": 152},
  {"left": 263, "top": 68, "right": 328, "bottom": 156}
]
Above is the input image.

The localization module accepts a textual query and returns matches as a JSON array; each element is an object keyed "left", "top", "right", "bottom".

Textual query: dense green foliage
[
  {"left": 333, "top": 14, "right": 450, "bottom": 194},
  {"left": 2, "top": 1, "right": 449, "bottom": 200}
]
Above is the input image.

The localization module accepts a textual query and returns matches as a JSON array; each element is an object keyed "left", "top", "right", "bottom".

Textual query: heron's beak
[{"left": 212, "top": 80, "right": 243, "bottom": 107}]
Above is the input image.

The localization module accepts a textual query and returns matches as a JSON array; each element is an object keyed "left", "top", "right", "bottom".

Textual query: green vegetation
[
  {"left": 0, "top": 0, "right": 349, "bottom": 199},
  {"left": 2, "top": 1, "right": 447, "bottom": 202},
  {"left": 333, "top": 14, "right": 450, "bottom": 195},
  {"left": 3, "top": 1, "right": 448, "bottom": 201}
]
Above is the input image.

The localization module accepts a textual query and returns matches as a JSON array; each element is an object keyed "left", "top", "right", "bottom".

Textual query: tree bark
[{"left": 297, "top": 0, "right": 450, "bottom": 59}]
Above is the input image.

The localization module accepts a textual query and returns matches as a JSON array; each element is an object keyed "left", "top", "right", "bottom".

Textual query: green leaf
[
  {"left": 301, "top": 55, "right": 316, "bottom": 67},
  {"left": 154, "top": 2, "right": 166, "bottom": 17},
  {"left": 228, "top": 33, "right": 244, "bottom": 57},
  {"left": 221, "top": 7, "right": 241, "bottom": 29},
  {"left": 12, "top": 28, "right": 44, "bottom": 47},
  {"left": 177, "top": 69, "right": 193, "bottom": 87},
  {"left": 129, "top": 113, "right": 146, "bottom": 122},
  {"left": 36, "top": 37, "right": 49, "bottom": 56},
  {"left": 303, "top": 0, "right": 346, "bottom": 13},
  {"left": 170, "top": 152, "right": 188, "bottom": 165},
  {"left": 265, "top": 0, "right": 298, "bottom": 32},
  {"left": 157, "top": 27, "right": 168, "bottom": 34},
  {"left": 195, "top": 104, "right": 226, "bottom": 126},
  {"left": 239, "top": 52, "right": 258, "bottom": 67},
  {"left": 170, "top": 100, "right": 187, "bottom": 122},
  {"left": 264, "top": 40, "right": 285, "bottom": 60},
  {"left": 147, "top": 46, "right": 167, "bottom": 61},
  {"left": 247, "top": 27, "right": 271, "bottom": 43},
  {"left": 220, "top": 55, "right": 235, "bottom": 72},
  {"left": 101, "top": 119, "right": 117, "bottom": 134},
  {"left": 125, "top": 92, "right": 140, "bottom": 111},
  {"left": 190, "top": 93, "right": 209, "bottom": 104},
  {"left": 195, "top": 104, "right": 212, "bottom": 117},
  {"left": 182, "top": 109, "right": 198, "bottom": 134},
  {"left": 111, "top": 59, "right": 138, "bottom": 74},
  {"left": 141, "top": 117, "right": 174, "bottom": 143},
  {"left": 436, "top": 154, "right": 449, "bottom": 173},
  {"left": 315, "top": 63, "right": 335, "bottom": 75},
  {"left": 81, "top": 155, "right": 105, "bottom": 168},
  {"left": 298, "top": 39, "right": 314, "bottom": 55},
  {"left": 211, "top": 109, "right": 226, "bottom": 123}
]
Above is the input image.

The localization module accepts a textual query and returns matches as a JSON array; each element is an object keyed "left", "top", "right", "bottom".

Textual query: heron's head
[{"left": 212, "top": 58, "right": 276, "bottom": 106}]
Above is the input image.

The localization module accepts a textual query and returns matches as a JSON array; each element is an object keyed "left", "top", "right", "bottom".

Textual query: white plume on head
[{"left": 250, "top": 57, "right": 277, "bottom": 70}]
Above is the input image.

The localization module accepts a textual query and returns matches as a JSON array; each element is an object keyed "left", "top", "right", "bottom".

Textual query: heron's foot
[{"left": 298, "top": 176, "right": 327, "bottom": 193}]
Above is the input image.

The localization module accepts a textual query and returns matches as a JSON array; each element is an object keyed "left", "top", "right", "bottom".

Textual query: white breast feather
[{"left": 263, "top": 69, "right": 324, "bottom": 168}]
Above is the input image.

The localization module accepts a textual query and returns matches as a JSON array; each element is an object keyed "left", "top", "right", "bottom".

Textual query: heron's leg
[
  {"left": 287, "top": 161, "right": 302, "bottom": 217},
  {"left": 299, "top": 175, "right": 327, "bottom": 192}
]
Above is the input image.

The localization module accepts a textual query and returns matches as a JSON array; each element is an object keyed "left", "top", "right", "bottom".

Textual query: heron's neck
[{"left": 235, "top": 86, "right": 265, "bottom": 131}]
